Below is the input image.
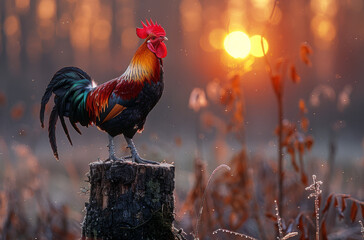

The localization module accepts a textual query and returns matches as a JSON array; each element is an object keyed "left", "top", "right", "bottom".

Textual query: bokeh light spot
[
  {"left": 251, "top": 0, "right": 270, "bottom": 8},
  {"left": 209, "top": 28, "right": 226, "bottom": 50},
  {"left": 311, "top": 16, "right": 336, "bottom": 42},
  {"left": 15, "top": 0, "right": 30, "bottom": 11},
  {"left": 37, "top": 0, "right": 56, "bottom": 20},
  {"left": 224, "top": 31, "right": 251, "bottom": 59},
  {"left": 310, "top": 0, "right": 338, "bottom": 17},
  {"left": 249, "top": 35, "right": 269, "bottom": 58},
  {"left": 317, "top": 20, "right": 336, "bottom": 41},
  {"left": 180, "top": 0, "right": 202, "bottom": 32},
  {"left": 4, "top": 15, "right": 20, "bottom": 37},
  {"left": 70, "top": 18, "right": 90, "bottom": 50},
  {"left": 92, "top": 20, "right": 111, "bottom": 42}
]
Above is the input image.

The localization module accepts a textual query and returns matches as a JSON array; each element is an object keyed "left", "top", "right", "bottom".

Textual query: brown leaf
[
  {"left": 299, "top": 99, "right": 307, "bottom": 113},
  {"left": 298, "top": 214, "right": 304, "bottom": 229},
  {"left": 224, "top": 195, "right": 232, "bottom": 204},
  {"left": 301, "top": 171, "right": 308, "bottom": 185},
  {"left": 350, "top": 202, "right": 358, "bottom": 222},
  {"left": 300, "top": 118, "right": 309, "bottom": 133},
  {"left": 334, "top": 196, "right": 338, "bottom": 208},
  {"left": 290, "top": 65, "right": 301, "bottom": 83},
  {"left": 300, "top": 43, "right": 313, "bottom": 66},
  {"left": 233, "top": 100, "right": 244, "bottom": 125},
  {"left": 231, "top": 75, "right": 241, "bottom": 94},
  {"left": 305, "top": 136, "right": 314, "bottom": 151},
  {"left": 220, "top": 88, "right": 234, "bottom": 108},
  {"left": 301, "top": 218, "right": 308, "bottom": 240},
  {"left": 321, "top": 221, "right": 328, "bottom": 240},
  {"left": 298, "top": 142, "right": 305, "bottom": 154},
  {"left": 229, "top": 211, "right": 238, "bottom": 227},
  {"left": 288, "top": 147, "right": 299, "bottom": 172},
  {"left": 297, "top": 214, "right": 309, "bottom": 240},
  {"left": 322, "top": 194, "right": 333, "bottom": 215},
  {"left": 265, "top": 212, "right": 277, "bottom": 222},
  {"left": 271, "top": 75, "right": 282, "bottom": 96},
  {"left": 341, "top": 196, "right": 346, "bottom": 212}
]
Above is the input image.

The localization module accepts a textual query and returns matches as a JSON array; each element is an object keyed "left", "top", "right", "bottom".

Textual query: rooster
[{"left": 40, "top": 19, "right": 167, "bottom": 164}]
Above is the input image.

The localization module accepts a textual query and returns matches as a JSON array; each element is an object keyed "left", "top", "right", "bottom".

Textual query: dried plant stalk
[
  {"left": 274, "top": 200, "right": 284, "bottom": 239},
  {"left": 212, "top": 229, "right": 258, "bottom": 240},
  {"left": 261, "top": 0, "right": 285, "bottom": 216},
  {"left": 274, "top": 200, "right": 298, "bottom": 240},
  {"left": 305, "top": 175, "right": 323, "bottom": 240},
  {"left": 195, "top": 164, "right": 231, "bottom": 240},
  {"left": 359, "top": 220, "right": 364, "bottom": 239}
]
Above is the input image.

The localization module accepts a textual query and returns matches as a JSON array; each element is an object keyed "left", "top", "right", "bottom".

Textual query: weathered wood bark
[{"left": 82, "top": 161, "right": 175, "bottom": 240}]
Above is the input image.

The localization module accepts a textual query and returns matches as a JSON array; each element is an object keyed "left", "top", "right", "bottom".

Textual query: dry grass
[
  {"left": 176, "top": 2, "right": 363, "bottom": 239},
  {"left": 0, "top": 141, "right": 82, "bottom": 239}
]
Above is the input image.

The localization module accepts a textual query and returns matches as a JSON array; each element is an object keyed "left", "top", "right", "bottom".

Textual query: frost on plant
[
  {"left": 212, "top": 229, "right": 258, "bottom": 240},
  {"left": 360, "top": 220, "right": 364, "bottom": 239},
  {"left": 274, "top": 200, "right": 298, "bottom": 240},
  {"left": 305, "top": 175, "right": 323, "bottom": 240},
  {"left": 275, "top": 200, "right": 284, "bottom": 240}
]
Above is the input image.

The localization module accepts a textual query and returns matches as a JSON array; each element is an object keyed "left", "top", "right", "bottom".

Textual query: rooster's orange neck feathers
[{"left": 120, "top": 41, "right": 160, "bottom": 83}]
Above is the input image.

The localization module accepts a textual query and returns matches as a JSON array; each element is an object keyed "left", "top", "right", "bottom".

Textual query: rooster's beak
[{"left": 163, "top": 36, "right": 168, "bottom": 41}]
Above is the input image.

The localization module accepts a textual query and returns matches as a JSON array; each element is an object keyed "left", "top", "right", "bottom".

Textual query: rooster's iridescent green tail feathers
[{"left": 40, "top": 67, "right": 93, "bottom": 159}]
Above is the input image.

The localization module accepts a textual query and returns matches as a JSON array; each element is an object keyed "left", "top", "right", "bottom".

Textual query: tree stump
[{"left": 81, "top": 161, "right": 175, "bottom": 240}]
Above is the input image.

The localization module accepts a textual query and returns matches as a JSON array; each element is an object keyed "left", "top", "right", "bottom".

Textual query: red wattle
[{"left": 156, "top": 42, "right": 167, "bottom": 58}]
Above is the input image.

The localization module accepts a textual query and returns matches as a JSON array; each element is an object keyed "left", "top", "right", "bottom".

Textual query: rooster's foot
[
  {"left": 133, "top": 154, "right": 159, "bottom": 165},
  {"left": 124, "top": 153, "right": 158, "bottom": 164},
  {"left": 124, "top": 137, "right": 159, "bottom": 165},
  {"left": 107, "top": 135, "right": 124, "bottom": 162}
]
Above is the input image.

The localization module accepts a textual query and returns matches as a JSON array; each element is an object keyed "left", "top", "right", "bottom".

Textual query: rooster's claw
[
  {"left": 124, "top": 137, "right": 159, "bottom": 164},
  {"left": 134, "top": 155, "right": 159, "bottom": 165}
]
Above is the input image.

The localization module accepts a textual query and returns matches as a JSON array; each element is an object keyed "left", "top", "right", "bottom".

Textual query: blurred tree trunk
[{"left": 82, "top": 161, "right": 175, "bottom": 240}]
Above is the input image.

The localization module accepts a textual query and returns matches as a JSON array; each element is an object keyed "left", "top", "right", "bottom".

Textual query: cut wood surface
[{"left": 82, "top": 161, "right": 175, "bottom": 240}]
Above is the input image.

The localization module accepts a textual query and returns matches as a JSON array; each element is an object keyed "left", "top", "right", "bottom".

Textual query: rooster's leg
[
  {"left": 107, "top": 135, "right": 124, "bottom": 161},
  {"left": 124, "top": 136, "right": 159, "bottom": 164}
]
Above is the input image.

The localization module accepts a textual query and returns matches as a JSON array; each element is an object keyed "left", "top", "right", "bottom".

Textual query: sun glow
[
  {"left": 249, "top": 35, "right": 269, "bottom": 57},
  {"left": 224, "top": 31, "right": 251, "bottom": 59}
]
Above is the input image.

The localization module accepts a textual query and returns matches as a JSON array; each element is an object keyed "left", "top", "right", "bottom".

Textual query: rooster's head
[{"left": 136, "top": 19, "right": 167, "bottom": 58}]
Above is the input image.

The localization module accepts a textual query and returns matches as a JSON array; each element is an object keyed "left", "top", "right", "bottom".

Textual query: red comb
[{"left": 136, "top": 19, "right": 166, "bottom": 39}]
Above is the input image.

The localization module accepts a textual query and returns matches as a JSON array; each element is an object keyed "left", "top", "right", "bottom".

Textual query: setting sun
[
  {"left": 224, "top": 31, "right": 251, "bottom": 59},
  {"left": 249, "top": 35, "right": 269, "bottom": 57}
]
